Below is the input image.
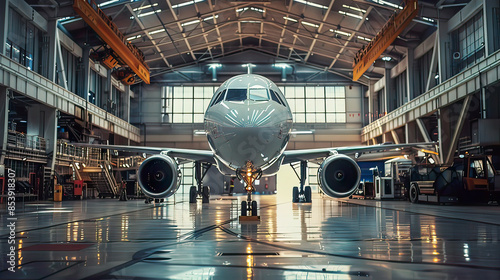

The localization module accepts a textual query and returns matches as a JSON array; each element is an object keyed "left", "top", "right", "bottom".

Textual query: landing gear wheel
[
  {"left": 189, "top": 186, "right": 197, "bottom": 203},
  {"left": 202, "top": 186, "right": 210, "bottom": 203},
  {"left": 305, "top": 186, "right": 312, "bottom": 203},
  {"left": 241, "top": 201, "right": 247, "bottom": 216},
  {"left": 160, "top": 199, "right": 164, "bottom": 203},
  {"left": 251, "top": 201, "right": 258, "bottom": 216},
  {"left": 409, "top": 183, "right": 419, "bottom": 203},
  {"left": 292, "top": 187, "right": 299, "bottom": 202},
  {"left": 155, "top": 198, "right": 160, "bottom": 203}
]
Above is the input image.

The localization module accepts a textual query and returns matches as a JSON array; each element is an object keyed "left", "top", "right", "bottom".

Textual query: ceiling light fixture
[
  {"left": 283, "top": 16, "right": 298, "bottom": 22},
  {"left": 149, "top": 28, "right": 165, "bottom": 35},
  {"left": 302, "top": 21, "right": 319, "bottom": 28},
  {"left": 371, "top": 0, "right": 403, "bottom": 10},
  {"left": 294, "top": 0, "right": 328, "bottom": 10},
  {"left": 330, "top": 29, "right": 352, "bottom": 37},
  {"left": 357, "top": 36, "right": 371, "bottom": 41},
  {"left": 133, "top": 3, "right": 158, "bottom": 11},
  {"left": 171, "top": 0, "right": 204, "bottom": 9},
  {"left": 126, "top": 34, "right": 142, "bottom": 41},
  {"left": 98, "top": 0, "right": 119, "bottom": 8},
  {"left": 339, "top": 10, "right": 363, "bottom": 20}
]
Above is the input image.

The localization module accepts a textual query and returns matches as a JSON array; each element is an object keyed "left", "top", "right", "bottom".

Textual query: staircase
[{"left": 81, "top": 164, "right": 118, "bottom": 199}]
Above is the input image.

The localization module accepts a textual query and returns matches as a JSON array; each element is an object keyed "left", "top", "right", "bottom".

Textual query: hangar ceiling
[{"left": 31, "top": 0, "right": 468, "bottom": 85}]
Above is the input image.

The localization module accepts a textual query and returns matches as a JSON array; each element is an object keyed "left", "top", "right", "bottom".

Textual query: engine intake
[
  {"left": 318, "top": 154, "right": 361, "bottom": 198},
  {"left": 138, "top": 155, "right": 181, "bottom": 198}
]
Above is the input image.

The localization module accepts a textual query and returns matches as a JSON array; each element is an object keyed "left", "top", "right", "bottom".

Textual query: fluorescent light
[
  {"left": 236, "top": 7, "right": 248, "bottom": 13},
  {"left": 330, "top": 29, "right": 351, "bottom": 37},
  {"left": 126, "top": 34, "right": 141, "bottom": 41},
  {"left": 339, "top": 10, "right": 363, "bottom": 20},
  {"left": 422, "top": 17, "right": 435, "bottom": 23},
  {"left": 194, "top": 130, "right": 207, "bottom": 135},
  {"left": 209, "top": 63, "right": 222, "bottom": 69},
  {"left": 181, "top": 19, "right": 200, "bottom": 26},
  {"left": 172, "top": 0, "right": 204, "bottom": 9},
  {"left": 241, "top": 20, "right": 261, "bottom": 23},
  {"left": 357, "top": 36, "right": 371, "bottom": 41},
  {"left": 137, "top": 9, "right": 161, "bottom": 17},
  {"left": 133, "top": 3, "right": 158, "bottom": 11},
  {"left": 290, "top": 130, "right": 314, "bottom": 135},
  {"left": 98, "top": 0, "right": 119, "bottom": 8},
  {"left": 372, "top": 0, "right": 403, "bottom": 9},
  {"left": 283, "top": 16, "right": 298, "bottom": 22},
  {"left": 382, "top": 56, "right": 392, "bottom": 61},
  {"left": 204, "top": 15, "right": 219, "bottom": 21},
  {"left": 294, "top": 0, "right": 328, "bottom": 10},
  {"left": 251, "top": 7, "right": 264, "bottom": 13},
  {"left": 302, "top": 21, "right": 319, "bottom": 28},
  {"left": 149, "top": 28, "right": 165, "bottom": 35},
  {"left": 342, "top": 5, "right": 366, "bottom": 13}
]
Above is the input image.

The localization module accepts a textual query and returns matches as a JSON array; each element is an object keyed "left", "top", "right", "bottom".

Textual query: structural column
[
  {"left": 0, "top": 87, "right": 10, "bottom": 165},
  {"left": 0, "top": 0, "right": 9, "bottom": 56},
  {"left": 47, "top": 20, "right": 58, "bottom": 83},
  {"left": 405, "top": 48, "right": 415, "bottom": 101},
  {"left": 483, "top": 0, "right": 500, "bottom": 56},
  {"left": 44, "top": 108, "right": 59, "bottom": 177}
]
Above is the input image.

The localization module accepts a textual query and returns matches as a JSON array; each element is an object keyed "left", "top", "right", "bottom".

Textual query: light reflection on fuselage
[{"left": 205, "top": 74, "right": 292, "bottom": 176}]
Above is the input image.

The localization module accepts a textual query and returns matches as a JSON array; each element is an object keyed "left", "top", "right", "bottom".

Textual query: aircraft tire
[
  {"left": 189, "top": 186, "right": 197, "bottom": 203},
  {"left": 305, "top": 186, "right": 312, "bottom": 202},
  {"left": 251, "top": 201, "right": 258, "bottom": 216},
  {"left": 202, "top": 186, "right": 210, "bottom": 203},
  {"left": 292, "top": 187, "right": 299, "bottom": 202},
  {"left": 241, "top": 201, "right": 247, "bottom": 216}
]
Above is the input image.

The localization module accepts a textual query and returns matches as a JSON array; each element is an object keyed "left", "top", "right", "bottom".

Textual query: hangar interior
[{"left": 1, "top": 0, "right": 500, "bottom": 279}]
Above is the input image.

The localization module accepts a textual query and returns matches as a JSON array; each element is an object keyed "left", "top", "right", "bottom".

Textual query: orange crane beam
[
  {"left": 73, "top": 0, "right": 150, "bottom": 84},
  {"left": 352, "top": 0, "right": 418, "bottom": 81}
]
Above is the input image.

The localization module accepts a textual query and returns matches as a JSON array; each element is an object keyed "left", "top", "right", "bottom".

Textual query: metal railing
[{"left": 7, "top": 130, "right": 47, "bottom": 152}]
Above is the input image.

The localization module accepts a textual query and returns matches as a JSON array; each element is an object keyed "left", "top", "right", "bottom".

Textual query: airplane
[{"left": 75, "top": 74, "right": 436, "bottom": 216}]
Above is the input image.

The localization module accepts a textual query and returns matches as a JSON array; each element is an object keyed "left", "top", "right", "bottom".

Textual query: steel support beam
[
  {"left": 0, "top": 87, "right": 9, "bottom": 165},
  {"left": 445, "top": 96, "right": 472, "bottom": 164},
  {"left": 425, "top": 34, "right": 438, "bottom": 92}
]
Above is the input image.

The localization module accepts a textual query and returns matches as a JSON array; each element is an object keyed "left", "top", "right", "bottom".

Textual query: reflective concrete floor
[{"left": 1, "top": 193, "right": 500, "bottom": 279}]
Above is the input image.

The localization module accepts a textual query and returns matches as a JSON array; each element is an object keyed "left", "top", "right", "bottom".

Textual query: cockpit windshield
[
  {"left": 249, "top": 88, "right": 269, "bottom": 101},
  {"left": 225, "top": 89, "right": 247, "bottom": 101}
]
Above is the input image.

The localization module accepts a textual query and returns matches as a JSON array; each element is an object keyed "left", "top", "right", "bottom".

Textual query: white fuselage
[{"left": 204, "top": 74, "right": 293, "bottom": 176}]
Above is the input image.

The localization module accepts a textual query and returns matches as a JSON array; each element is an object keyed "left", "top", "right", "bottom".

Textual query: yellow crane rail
[
  {"left": 352, "top": 0, "right": 418, "bottom": 81},
  {"left": 73, "top": 0, "right": 150, "bottom": 84}
]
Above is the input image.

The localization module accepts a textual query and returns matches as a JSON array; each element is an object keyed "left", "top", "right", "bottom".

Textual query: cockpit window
[
  {"left": 210, "top": 89, "right": 226, "bottom": 107},
  {"left": 225, "top": 89, "right": 247, "bottom": 102},
  {"left": 269, "top": 89, "right": 284, "bottom": 105},
  {"left": 249, "top": 88, "right": 269, "bottom": 101}
]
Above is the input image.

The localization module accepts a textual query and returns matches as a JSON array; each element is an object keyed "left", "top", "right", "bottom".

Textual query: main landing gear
[
  {"left": 189, "top": 162, "right": 212, "bottom": 203},
  {"left": 238, "top": 161, "right": 261, "bottom": 222},
  {"left": 291, "top": 160, "right": 312, "bottom": 203}
]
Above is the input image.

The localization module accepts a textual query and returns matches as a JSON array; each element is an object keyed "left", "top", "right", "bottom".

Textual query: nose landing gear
[{"left": 237, "top": 161, "right": 261, "bottom": 222}]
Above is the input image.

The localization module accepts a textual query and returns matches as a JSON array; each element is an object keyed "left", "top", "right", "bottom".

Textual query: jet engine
[
  {"left": 138, "top": 155, "right": 181, "bottom": 198},
  {"left": 317, "top": 154, "right": 361, "bottom": 198}
]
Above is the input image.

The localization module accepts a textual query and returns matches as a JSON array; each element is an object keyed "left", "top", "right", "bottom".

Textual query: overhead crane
[
  {"left": 73, "top": 0, "right": 150, "bottom": 84},
  {"left": 352, "top": 0, "right": 418, "bottom": 81}
]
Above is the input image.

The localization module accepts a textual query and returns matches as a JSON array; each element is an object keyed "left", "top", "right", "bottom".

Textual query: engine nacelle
[
  {"left": 138, "top": 155, "right": 181, "bottom": 198},
  {"left": 318, "top": 154, "right": 361, "bottom": 198}
]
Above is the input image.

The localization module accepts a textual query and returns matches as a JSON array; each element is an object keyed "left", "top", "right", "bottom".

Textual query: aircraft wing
[
  {"left": 71, "top": 143, "right": 216, "bottom": 164},
  {"left": 282, "top": 142, "right": 438, "bottom": 164}
]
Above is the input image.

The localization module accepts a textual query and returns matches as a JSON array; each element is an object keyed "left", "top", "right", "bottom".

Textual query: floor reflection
[{"left": 1, "top": 194, "right": 499, "bottom": 279}]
